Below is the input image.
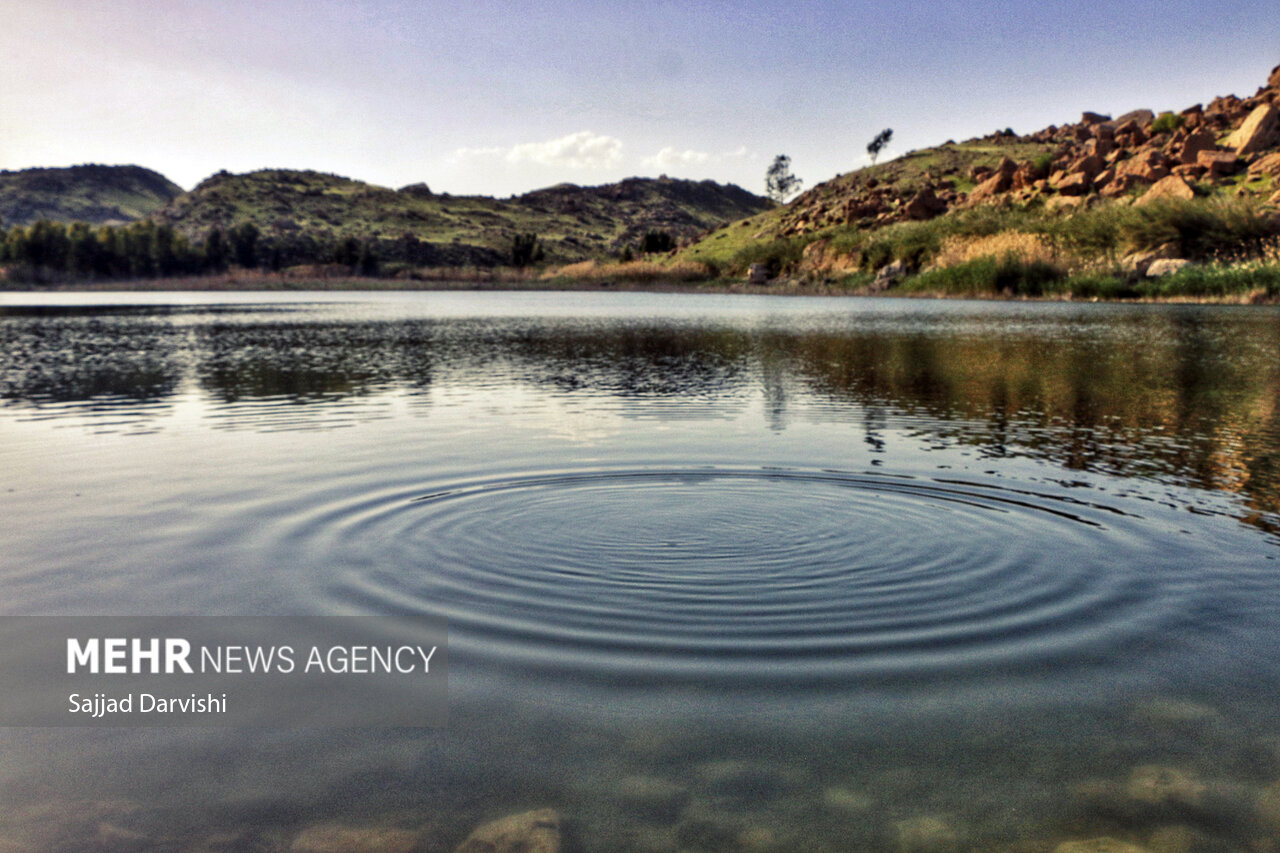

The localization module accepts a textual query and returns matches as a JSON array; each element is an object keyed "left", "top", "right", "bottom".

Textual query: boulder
[
  {"left": 1099, "top": 175, "right": 1137, "bottom": 198},
  {"left": 969, "top": 170, "right": 1012, "bottom": 201},
  {"left": 1196, "top": 150, "right": 1240, "bottom": 175},
  {"left": 1178, "top": 129, "right": 1219, "bottom": 164},
  {"left": 1109, "top": 109, "right": 1156, "bottom": 128},
  {"left": 1012, "top": 161, "right": 1042, "bottom": 190},
  {"left": 1053, "top": 172, "right": 1092, "bottom": 196},
  {"left": 1225, "top": 104, "right": 1280, "bottom": 155},
  {"left": 872, "top": 260, "right": 909, "bottom": 291},
  {"left": 1248, "top": 151, "right": 1280, "bottom": 176},
  {"left": 903, "top": 188, "right": 947, "bottom": 220},
  {"left": 1270, "top": 64, "right": 1280, "bottom": 90},
  {"left": 454, "top": 809, "right": 561, "bottom": 853},
  {"left": 1083, "top": 137, "right": 1114, "bottom": 158},
  {"left": 1147, "top": 259, "right": 1191, "bottom": 277},
  {"left": 1072, "top": 154, "right": 1107, "bottom": 180},
  {"left": 1137, "top": 175, "right": 1196, "bottom": 206},
  {"left": 747, "top": 263, "right": 770, "bottom": 285},
  {"left": 1082, "top": 111, "right": 1111, "bottom": 125},
  {"left": 1121, "top": 242, "right": 1180, "bottom": 274},
  {"left": 1116, "top": 149, "right": 1170, "bottom": 183}
]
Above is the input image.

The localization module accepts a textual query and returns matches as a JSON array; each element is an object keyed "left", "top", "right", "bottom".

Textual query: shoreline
[{"left": 3, "top": 273, "right": 1279, "bottom": 304}]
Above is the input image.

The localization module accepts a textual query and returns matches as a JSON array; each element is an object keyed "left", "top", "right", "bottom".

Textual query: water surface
[{"left": 2, "top": 291, "right": 1279, "bottom": 851}]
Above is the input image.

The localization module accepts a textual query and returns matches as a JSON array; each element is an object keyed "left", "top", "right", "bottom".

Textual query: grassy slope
[
  {"left": 678, "top": 139, "right": 1064, "bottom": 269},
  {"left": 0, "top": 165, "right": 184, "bottom": 227}
]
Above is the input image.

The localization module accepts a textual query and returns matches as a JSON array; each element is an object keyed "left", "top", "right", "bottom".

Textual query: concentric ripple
[{"left": 278, "top": 467, "right": 1220, "bottom": 686}]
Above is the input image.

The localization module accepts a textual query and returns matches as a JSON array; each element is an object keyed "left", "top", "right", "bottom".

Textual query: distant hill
[
  {"left": 0, "top": 165, "right": 184, "bottom": 227},
  {"left": 152, "top": 170, "right": 771, "bottom": 263}
]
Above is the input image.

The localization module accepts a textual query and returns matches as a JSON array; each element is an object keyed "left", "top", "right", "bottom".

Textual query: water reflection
[{"left": 3, "top": 299, "right": 1277, "bottom": 525}]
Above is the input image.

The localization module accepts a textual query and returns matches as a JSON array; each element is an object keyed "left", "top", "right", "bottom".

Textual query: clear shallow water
[{"left": 2, "top": 291, "right": 1280, "bottom": 851}]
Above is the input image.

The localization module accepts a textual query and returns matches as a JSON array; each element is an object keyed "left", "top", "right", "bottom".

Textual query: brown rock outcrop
[
  {"left": 969, "top": 170, "right": 1012, "bottom": 201},
  {"left": 1071, "top": 154, "right": 1106, "bottom": 181},
  {"left": 1136, "top": 175, "right": 1196, "bottom": 206},
  {"left": 1248, "top": 151, "right": 1280, "bottom": 176},
  {"left": 1178, "top": 129, "right": 1219, "bottom": 164},
  {"left": 1108, "top": 109, "right": 1156, "bottom": 128},
  {"left": 1053, "top": 172, "right": 1091, "bottom": 196},
  {"left": 1225, "top": 103, "right": 1279, "bottom": 155},
  {"left": 1115, "top": 149, "right": 1170, "bottom": 183},
  {"left": 903, "top": 188, "right": 947, "bottom": 220},
  {"left": 1196, "top": 150, "right": 1240, "bottom": 175}
]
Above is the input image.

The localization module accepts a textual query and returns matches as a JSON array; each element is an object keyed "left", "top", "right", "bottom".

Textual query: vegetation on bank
[{"left": 660, "top": 194, "right": 1280, "bottom": 301}]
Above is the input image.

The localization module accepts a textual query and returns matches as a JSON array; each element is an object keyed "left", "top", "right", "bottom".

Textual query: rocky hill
[
  {"left": 152, "top": 170, "right": 771, "bottom": 264},
  {"left": 682, "top": 63, "right": 1280, "bottom": 277},
  {"left": 0, "top": 165, "right": 183, "bottom": 228}
]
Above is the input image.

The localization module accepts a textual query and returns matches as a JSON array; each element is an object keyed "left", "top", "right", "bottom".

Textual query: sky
[{"left": 2, "top": 0, "right": 1277, "bottom": 198}]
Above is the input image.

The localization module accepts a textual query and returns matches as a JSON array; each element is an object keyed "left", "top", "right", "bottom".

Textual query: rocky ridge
[{"left": 773, "top": 63, "right": 1280, "bottom": 238}]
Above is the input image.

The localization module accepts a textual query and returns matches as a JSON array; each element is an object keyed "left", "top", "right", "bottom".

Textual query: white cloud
[
  {"left": 641, "top": 146, "right": 711, "bottom": 169},
  {"left": 640, "top": 145, "right": 756, "bottom": 170},
  {"left": 506, "top": 131, "right": 623, "bottom": 168},
  {"left": 450, "top": 131, "right": 623, "bottom": 170}
]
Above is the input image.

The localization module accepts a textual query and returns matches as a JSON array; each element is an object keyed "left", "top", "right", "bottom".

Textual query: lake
[{"left": 1, "top": 290, "right": 1279, "bottom": 851}]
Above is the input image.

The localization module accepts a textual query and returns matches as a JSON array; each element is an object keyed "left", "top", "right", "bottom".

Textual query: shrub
[
  {"left": 728, "top": 235, "right": 813, "bottom": 277},
  {"left": 1121, "top": 198, "right": 1279, "bottom": 261},
  {"left": 1150, "top": 112, "right": 1185, "bottom": 135},
  {"left": 1134, "top": 261, "right": 1280, "bottom": 299},
  {"left": 902, "top": 255, "right": 1067, "bottom": 296}
]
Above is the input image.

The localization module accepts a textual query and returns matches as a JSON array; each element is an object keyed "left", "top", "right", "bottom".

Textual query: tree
[
  {"left": 204, "top": 226, "right": 230, "bottom": 272},
  {"left": 229, "top": 222, "right": 260, "bottom": 269},
  {"left": 765, "top": 155, "right": 803, "bottom": 203},
  {"left": 639, "top": 230, "right": 675, "bottom": 254},
  {"left": 867, "top": 128, "right": 893, "bottom": 165},
  {"left": 511, "top": 232, "right": 544, "bottom": 267}
]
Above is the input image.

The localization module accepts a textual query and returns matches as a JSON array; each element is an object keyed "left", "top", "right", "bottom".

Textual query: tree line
[{"left": 0, "top": 219, "right": 383, "bottom": 281}]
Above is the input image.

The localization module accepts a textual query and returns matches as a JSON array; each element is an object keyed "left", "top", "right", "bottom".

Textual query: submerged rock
[
  {"left": 822, "top": 785, "right": 874, "bottom": 812},
  {"left": 1053, "top": 839, "right": 1149, "bottom": 853},
  {"left": 693, "top": 758, "right": 795, "bottom": 804},
  {"left": 1257, "top": 779, "right": 1280, "bottom": 832},
  {"left": 674, "top": 815, "right": 741, "bottom": 852},
  {"left": 894, "top": 815, "right": 959, "bottom": 852},
  {"left": 454, "top": 808, "right": 560, "bottom": 853},
  {"left": 1125, "top": 765, "right": 1207, "bottom": 807},
  {"left": 614, "top": 774, "right": 690, "bottom": 821},
  {"left": 291, "top": 824, "right": 420, "bottom": 853}
]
